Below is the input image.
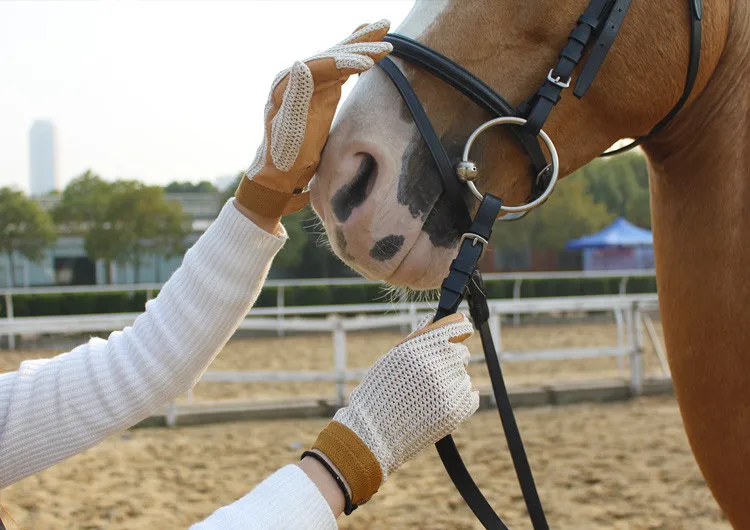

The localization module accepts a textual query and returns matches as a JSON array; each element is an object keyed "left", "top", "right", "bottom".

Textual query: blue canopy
[{"left": 565, "top": 217, "right": 653, "bottom": 250}]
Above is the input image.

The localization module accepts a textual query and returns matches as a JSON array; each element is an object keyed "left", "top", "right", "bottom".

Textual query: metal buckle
[
  {"left": 458, "top": 232, "right": 489, "bottom": 259},
  {"left": 547, "top": 69, "right": 571, "bottom": 88}
]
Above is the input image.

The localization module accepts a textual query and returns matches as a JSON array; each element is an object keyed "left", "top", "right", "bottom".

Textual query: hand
[
  {"left": 305, "top": 314, "right": 479, "bottom": 510},
  {"left": 235, "top": 20, "right": 392, "bottom": 219}
]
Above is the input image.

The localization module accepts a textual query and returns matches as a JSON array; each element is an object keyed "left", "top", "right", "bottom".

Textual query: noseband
[{"left": 375, "top": 1, "right": 702, "bottom": 528}]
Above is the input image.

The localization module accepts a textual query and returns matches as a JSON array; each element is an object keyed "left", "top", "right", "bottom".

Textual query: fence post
[
  {"left": 643, "top": 312, "right": 670, "bottom": 377},
  {"left": 277, "top": 285, "right": 285, "bottom": 337},
  {"left": 5, "top": 293, "right": 15, "bottom": 350},
  {"left": 513, "top": 279, "right": 523, "bottom": 327},
  {"left": 614, "top": 307, "right": 625, "bottom": 378},
  {"left": 619, "top": 276, "right": 630, "bottom": 296},
  {"left": 629, "top": 303, "right": 644, "bottom": 395},
  {"left": 409, "top": 303, "right": 420, "bottom": 332},
  {"left": 332, "top": 315, "right": 347, "bottom": 408},
  {"left": 399, "top": 296, "right": 410, "bottom": 334},
  {"left": 489, "top": 307, "right": 502, "bottom": 353},
  {"left": 166, "top": 401, "right": 177, "bottom": 427}
]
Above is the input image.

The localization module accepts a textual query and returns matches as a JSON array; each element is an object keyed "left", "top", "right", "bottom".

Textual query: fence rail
[
  {"left": 0, "top": 269, "right": 657, "bottom": 297},
  {"left": 1, "top": 292, "right": 665, "bottom": 426},
  {"left": 2, "top": 269, "right": 657, "bottom": 344}
]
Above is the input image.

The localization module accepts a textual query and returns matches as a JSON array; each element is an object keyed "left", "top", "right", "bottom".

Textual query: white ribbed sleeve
[
  {"left": 191, "top": 465, "right": 337, "bottom": 530},
  {"left": 0, "top": 200, "right": 285, "bottom": 489},
  {"left": 0, "top": 200, "right": 339, "bottom": 529}
]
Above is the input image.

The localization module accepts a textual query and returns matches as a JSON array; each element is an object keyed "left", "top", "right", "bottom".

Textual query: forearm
[
  {"left": 0, "top": 200, "right": 286, "bottom": 489},
  {"left": 191, "top": 465, "right": 337, "bottom": 530}
]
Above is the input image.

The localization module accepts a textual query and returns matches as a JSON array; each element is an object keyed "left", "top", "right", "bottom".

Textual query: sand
[
  {"left": 0, "top": 321, "right": 729, "bottom": 528},
  {"left": 0, "top": 397, "right": 727, "bottom": 529}
]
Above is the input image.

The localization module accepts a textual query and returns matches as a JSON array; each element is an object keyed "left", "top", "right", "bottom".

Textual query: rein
[{"left": 375, "top": 0, "right": 702, "bottom": 528}]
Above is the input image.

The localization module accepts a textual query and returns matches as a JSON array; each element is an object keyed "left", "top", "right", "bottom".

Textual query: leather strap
[
  {"left": 520, "top": 0, "right": 628, "bottom": 136},
  {"left": 381, "top": 35, "right": 551, "bottom": 202},
  {"left": 602, "top": 0, "right": 702, "bottom": 155},
  {"left": 468, "top": 275, "right": 548, "bottom": 530},
  {"left": 432, "top": 194, "right": 549, "bottom": 529},
  {"left": 378, "top": 57, "right": 472, "bottom": 230},
  {"left": 434, "top": 194, "right": 502, "bottom": 320},
  {"left": 574, "top": 0, "right": 633, "bottom": 98}
]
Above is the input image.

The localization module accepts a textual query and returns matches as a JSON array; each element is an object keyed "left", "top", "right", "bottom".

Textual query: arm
[
  {"left": 191, "top": 313, "right": 478, "bottom": 529},
  {"left": 0, "top": 200, "right": 285, "bottom": 489},
  {"left": 189, "top": 464, "right": 339, "bottom": 530}
]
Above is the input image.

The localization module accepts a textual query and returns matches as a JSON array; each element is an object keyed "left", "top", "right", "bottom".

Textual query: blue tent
[{"left": 565, "top": 217, "right": 653, "bottom": 250}]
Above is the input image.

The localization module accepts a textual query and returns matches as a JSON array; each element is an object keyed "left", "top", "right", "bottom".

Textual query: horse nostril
[{"left": 331, "top": 153, "right": 377, "bottom": 222}]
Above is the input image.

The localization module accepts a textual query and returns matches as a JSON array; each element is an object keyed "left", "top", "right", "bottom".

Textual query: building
[
  {"left": 0, "top": 193, "right": 223, "bottom": 288},
  {"left": 29, "top": 120, "right": 58, "bottom": 196}
]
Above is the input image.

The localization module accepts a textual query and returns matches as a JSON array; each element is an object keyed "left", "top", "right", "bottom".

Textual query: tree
[
  {"left": 220, "top": 173, "right": 340, "bottom": 277},
  {"left": 490, "top": 152, "right": 650, "bottom": 269},
  {"left": 272, "top": 207, "right": 308, "bottom": 270},
  {"left": 56, "top": 173, "right": 188, "bottom": 283},
  {"left": 580, "top": 152, "right": 651, "bottom": 227},
  {"left": 222, "top": 171, "right": 245, "bottom": 203},
  {"left": 493, "top": 173, "right": 614, "bottom": 252},
  {"left": 54, "top": 171, "right": 118, "bottom": 282},
  {"left": 106, "top": 181, "right": 188, "bottom": 283},
  {"left": 0, "top": 187, "right": 56, "bottom": 286},
  {"left": 165, "top": 180, "right": 218, "bottom": 194}
]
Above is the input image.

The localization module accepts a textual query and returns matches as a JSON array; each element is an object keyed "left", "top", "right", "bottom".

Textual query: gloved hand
[
  {"left": 309, "top": 313, "right": 479, "bottom": 509},
  {"left": 235, "top": 20, "right": 392, "bottom": 218}
]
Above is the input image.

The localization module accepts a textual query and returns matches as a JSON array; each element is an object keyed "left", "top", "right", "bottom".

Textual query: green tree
[
  {"left": 97, "top": 181, "right": 188, "bottom": 283},
  {"left": 273, "top": 207, "right": 308, "bottom": 270},
  {"left": 0, "top": 187, "right": 56, "bottom": 286},
  {"left": 56, "top": 173, "right": 188, "bottom": 283},
  {"left": 165, "top": 180, "right": 218, "bottom": 194},
  {"left": 580, "top": 152, "right": 651, "bottom": 227},
  {"left": 222, "top": 171, "right": 245, "bottom": 203},
  {"left": 493, "top": 174, "right": 614, "bottom": 252},
  {"left": 221, "top": 173, "right": 329, "bottom": 276},
  {"left": 54, "top": 171, "right": 118, "bottom": 282}
]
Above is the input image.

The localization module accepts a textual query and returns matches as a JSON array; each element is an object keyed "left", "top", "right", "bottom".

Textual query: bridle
[{"left": 375, "top": 1, "right": 703, "bottom": 528}]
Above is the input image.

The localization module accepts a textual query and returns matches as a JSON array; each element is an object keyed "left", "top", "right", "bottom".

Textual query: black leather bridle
[{"left": 374, "top": 1, "right": 703, "bottom": 528}]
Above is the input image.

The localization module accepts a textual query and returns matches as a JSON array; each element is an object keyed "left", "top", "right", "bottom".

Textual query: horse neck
[{"left": 641, "top": 1, "right": 750, "bottom": 525}]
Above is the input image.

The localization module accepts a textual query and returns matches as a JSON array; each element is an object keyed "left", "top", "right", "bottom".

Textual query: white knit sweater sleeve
[
  {"left": 0, "top": 200, "right": 338, "bottom": 529},
  {"left": 191, "top": 465, "right": 337, "bottom": 530},
  {"left": 0, "top": 200, "right": 283, "bottom": 488}
]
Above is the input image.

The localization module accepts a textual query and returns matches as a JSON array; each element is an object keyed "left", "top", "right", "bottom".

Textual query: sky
[{"left": 0, "top": 0, "right": 415, "bottom": 193}]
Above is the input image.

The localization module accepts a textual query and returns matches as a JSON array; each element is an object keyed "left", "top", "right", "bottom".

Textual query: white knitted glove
[
  {"left": 235, "top": 20, "right": 392, "bottom": 217},
  {"left": 335, "top": 313, "right": 479, "bottom": 479}
]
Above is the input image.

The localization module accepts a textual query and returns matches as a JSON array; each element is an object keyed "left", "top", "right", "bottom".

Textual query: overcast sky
[{"left": 0, "top": 0, "right": 414, "bottom": 193}]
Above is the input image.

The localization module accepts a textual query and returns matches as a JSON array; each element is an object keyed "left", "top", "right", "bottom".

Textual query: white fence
[
  {"left": 0, "top": 292, "right": 667, "bottom": 426},
  {"left": 1, "top": 269, "right": 657, "bottom": 348},
  {"left": 172, "top": 294, "right": 664, "bottom": 426}
]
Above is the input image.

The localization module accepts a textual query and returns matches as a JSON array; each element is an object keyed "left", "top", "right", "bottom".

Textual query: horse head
[{"left": 310, "top": 0, "right": 721, "bottom": 289}]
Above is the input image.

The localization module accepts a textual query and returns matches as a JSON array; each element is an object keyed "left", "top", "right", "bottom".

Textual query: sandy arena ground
[{"left": 0, "top": 321, "right": 729, "bottom": 528}]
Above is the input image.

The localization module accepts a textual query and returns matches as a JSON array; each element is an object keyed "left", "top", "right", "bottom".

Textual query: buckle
[
  {"left": 459, "top": 232, "right": 489, "bottom": 259},
  {"left": 547, "top": 69, "right": 571, "bottom": 88}
]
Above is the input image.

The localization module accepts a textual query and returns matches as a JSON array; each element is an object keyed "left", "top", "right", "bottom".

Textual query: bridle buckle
[
  {"left": 547, "top": 69, "right": 571, "bottom": 88},
  {"left": 458, "top": 232, "right": 489, "bottom": 259}
]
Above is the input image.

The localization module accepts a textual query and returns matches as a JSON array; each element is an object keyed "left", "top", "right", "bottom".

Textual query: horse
[{"left": 310, "top": 0, "right": 748, "bottom": 526}]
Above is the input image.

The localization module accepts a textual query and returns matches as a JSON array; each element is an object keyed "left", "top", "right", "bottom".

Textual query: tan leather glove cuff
[
  {"left": 235, "top": 176, "right": 310, "bottom": 218},
  {"left": 312, "top": 420, "right": 383, "bottom": 506}
]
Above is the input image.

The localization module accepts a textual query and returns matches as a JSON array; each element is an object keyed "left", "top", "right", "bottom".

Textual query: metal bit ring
[{"left": 458, "top": 117, "right": 559, "bottom": 214}]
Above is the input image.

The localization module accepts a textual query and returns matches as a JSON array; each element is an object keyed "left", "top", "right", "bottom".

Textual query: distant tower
[{"left": 29, "top": 120, "right": 58, "bottom": 196}]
